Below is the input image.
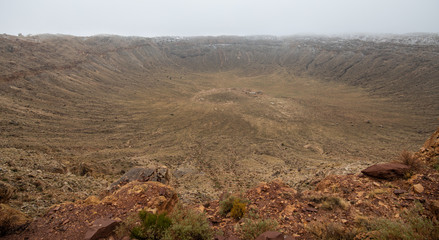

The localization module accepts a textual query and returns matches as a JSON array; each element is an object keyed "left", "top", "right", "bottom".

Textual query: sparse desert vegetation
[{"left": 0, "top": 34, "right": 439, "bottom": 239}]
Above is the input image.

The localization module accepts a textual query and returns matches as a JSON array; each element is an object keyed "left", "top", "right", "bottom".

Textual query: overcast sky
[{"left": 1, "top": 0, "right": 438, "bottom": 37}]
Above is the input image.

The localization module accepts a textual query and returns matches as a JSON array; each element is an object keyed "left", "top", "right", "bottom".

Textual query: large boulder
[
  {"left": 109, "top": 165, "right": 170, "bottom": 191},
  {"left": 361, "top": 163, "right": 410, "bottom": 179},
  {"left": 0, "top": 204, "right": 31, "bottom": 236}
]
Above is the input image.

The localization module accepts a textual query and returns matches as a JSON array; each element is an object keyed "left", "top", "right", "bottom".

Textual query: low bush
[
  {"left": 230, "top": 198, "right": 246, "bottom": 220},
  {"left": 239, "top": 217, "right": 278, "bottom": 240},
  {"left": 219, "top": 194, "right": 247, "bottom": 220},
  {"left": 307, "top": 202, "right": 439, "bottom": 240},
  {"left": 398, "top": 150, "right": 420, "bottom": 171},
  {"left": 320, "top": 196, "right": 349, "bottom": 210},
  {"left": 130, "top": 211, "right": 172, "bottom": 240},
  {"left": 306, "top": 221, "right": 357, "bottom": 240},
  {"left": 370, "top": 202, "right": 439, "bottom": 240},
  {"left": 163, "top": 205, "right": 213, "bottom": 240},
  {"left": 121, "top": 205, "right": 213, "bottom": 240},
  {"left": 114, "top": 213, "right": 138, "bottom": 239}
]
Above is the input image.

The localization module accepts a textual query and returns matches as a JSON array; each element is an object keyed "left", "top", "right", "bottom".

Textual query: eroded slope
[{"left": 0, "top": 34, "right": 438, "bottom": 216}]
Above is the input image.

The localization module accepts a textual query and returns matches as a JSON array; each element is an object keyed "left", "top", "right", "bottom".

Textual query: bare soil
[{"left": 0, "top": 34, "right": 438, "bottom": 217}]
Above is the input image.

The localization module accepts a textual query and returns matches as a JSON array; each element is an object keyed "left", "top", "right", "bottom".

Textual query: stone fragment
[
  {"left": 84, "top": 218, "right": 120, "bottom": 240},
  {"left": 304, "top": 206, "right": 317, "bottom": 212},
  {"left": 283, "top": 204, "right": 296, "bottom": 215},
  {"left": 393, "top": 189, "right": 406, "bottom": 195},
  {"left": 361, "top": 163, "right": 410, "bottom": 179},
  {"left": 413, "top": 184, "right": 424, "bottom": 194}
]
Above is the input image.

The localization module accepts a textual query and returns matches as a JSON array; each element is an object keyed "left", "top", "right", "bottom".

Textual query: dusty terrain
[{"left": 0, "top": 34, "right": 438, "bottom": 218}]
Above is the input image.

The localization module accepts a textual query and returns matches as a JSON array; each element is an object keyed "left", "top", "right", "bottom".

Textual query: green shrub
[
  {"left": 230, "top": 199, "right": 246, "bottom": 220},
  {"left": 306, "top": 221, "right": 357, "bottom": 240},
  {"left": 219, "top": 194, "right": 236, "bottom": 217},
  {"left": 239, "top": 218, "right": 278, "bottom": 240},
  {"left": 115, "top": 213, "right": 138, "bottom": 239},
  {"left": 130, "top": 211, "right": 172, "bottom": 240},
  {"left": 308, "top": 202, "right": 439, "bottom": 240},
  {"left": 123, "top": 206, "right": 213, "bottom": 240},
  {"left": 163, "top": 205, "right": 213, "bottom": 240},
  {"left": 219, "top": 194, "right": 247, "bottom": 219},
  {"left": 371, "top": 202, "right": 439, "bottom": 240}
]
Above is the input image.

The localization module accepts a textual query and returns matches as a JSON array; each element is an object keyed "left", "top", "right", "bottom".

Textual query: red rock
[
  {"left": 361, "top": 163, "right": 410, "bottom": 179},
  {"left": 304, "top": 206, "right": 318, "bottom": 212},
  {"left": 84, "top": 218, "right": 120, "bottom": 240},
  {"left": 393, "top": 189, "right": 406, "bottom": 195}
]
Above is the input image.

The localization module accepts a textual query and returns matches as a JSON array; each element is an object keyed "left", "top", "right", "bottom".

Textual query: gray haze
[{"left": 1, "top": 0, "right": 438, "bottom": 37}]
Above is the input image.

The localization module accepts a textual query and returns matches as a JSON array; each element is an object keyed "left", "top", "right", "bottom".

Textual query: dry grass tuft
[{"left": 398, "top": 150, "right": 421, "bottom": 171}]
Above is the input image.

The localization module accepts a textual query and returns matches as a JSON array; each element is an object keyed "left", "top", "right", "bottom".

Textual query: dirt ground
[{"left": 0, "top": 34, "right": 437, "bottom": 217}]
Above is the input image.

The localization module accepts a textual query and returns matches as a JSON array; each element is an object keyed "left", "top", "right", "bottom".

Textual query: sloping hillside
[{"left": 0, "top": 34, "right": 438, "bottom": 217}]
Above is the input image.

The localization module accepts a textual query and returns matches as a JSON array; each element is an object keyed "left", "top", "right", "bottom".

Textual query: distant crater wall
[{"left": 161, "top": 37, "right": 439, "bottom": 118}]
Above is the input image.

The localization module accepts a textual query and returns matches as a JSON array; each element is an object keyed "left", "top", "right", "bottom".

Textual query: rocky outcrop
[
  {"left": 3, "top": 181, "right": 177, "bottom": 239},
  {"left": 361, "top": 163, "right": 410, "bottom": 179},
  {"left": 109, "top": 165, "right": 170, "bottom": 191},
  {"left": 420, "top": 127, "right": 439, "bottom": 161}
]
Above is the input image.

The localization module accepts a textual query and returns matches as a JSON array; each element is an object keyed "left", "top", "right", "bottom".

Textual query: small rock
[
  {"left": 413, "top": 184, "right": 424, "bottom": 194},
  {"left": 305, "top": 206, "right": 318, "bottom": 212},
  {"left": 196, "top": 205, "right": 205, "bottom": 213},
  {"left": 84, "top": 218, "right": 120, "bottom": 240},
  {"left": 404, "top": 196, "right": 416, "bottom": 201},
  {"left": 283, "top": 205, "right": 296, "bottom": 215},
  {"left": 173, "top": 166, "right": 197, "bottom": 178},
  {"left": 83, "top": 196, "right": 100, "bottom": 205},
  {"left": 393, "top": 189, "right": 406, "bottom": 195}
]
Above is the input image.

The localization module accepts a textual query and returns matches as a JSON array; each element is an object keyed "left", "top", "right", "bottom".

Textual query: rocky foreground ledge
[{"left": 1, "top": 127, "right": 439, "bottom": 240}]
